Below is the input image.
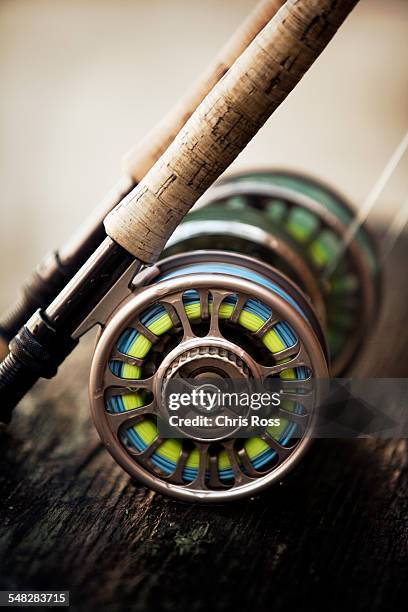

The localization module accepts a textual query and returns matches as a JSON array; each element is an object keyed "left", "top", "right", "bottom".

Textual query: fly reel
[
  {"left": 90, "top": 252, "right": 328, "bottom": 502},
  {"left": 167, "top": 170, "right": 380, "bottom": 375},
  {"left": 89, "top": 170, "right": 379, "bottom": 502}
]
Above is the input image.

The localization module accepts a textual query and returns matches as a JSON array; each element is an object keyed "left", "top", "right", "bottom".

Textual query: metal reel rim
[
  {"left": 89, "top": 272, "right": 328, "bottom": 503},
  {"left": 219, "top": 166, "right": 380, "bottom": 266}
]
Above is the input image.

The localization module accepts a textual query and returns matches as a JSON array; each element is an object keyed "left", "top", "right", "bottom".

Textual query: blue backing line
[{"left": 159, "top": 263, "right": 307, "bottom": 319}]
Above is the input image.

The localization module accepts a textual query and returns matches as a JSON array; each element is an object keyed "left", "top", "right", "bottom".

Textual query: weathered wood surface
[{"left": 0, "top": 228, "right": 407, "bottom": 612}]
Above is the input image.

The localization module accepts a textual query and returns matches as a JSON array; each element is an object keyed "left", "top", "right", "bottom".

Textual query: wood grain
[
  {"left": 105, "top": 0, "right": 359, "bottom": 263},
  {"left": 123, "top": 0, "right": 286, "bottom": 183},
  {"left": 0, "top": 227, "right": 407, "bottom": 612}
]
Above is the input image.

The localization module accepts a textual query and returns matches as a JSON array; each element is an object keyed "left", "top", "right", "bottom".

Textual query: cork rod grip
[
  {"left": 123, "top": 0, "right": 286, "bottom": 183},
  {"left": 106, "top": 0, "right": 358, "bottom": 263}
]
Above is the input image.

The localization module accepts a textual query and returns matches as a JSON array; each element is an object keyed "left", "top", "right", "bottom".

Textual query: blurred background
[{"left": 0, "top": 0, "right": 407, "bottom": 311}]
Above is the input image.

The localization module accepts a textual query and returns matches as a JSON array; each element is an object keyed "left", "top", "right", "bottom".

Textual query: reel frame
[{"left": 90, "top": 261, "right": 328, "bottom": 503}]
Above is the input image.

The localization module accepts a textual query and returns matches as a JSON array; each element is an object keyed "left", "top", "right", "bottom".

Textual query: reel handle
[
  {"left": 123, "top": 0, "right": 286, "bottom": 183},
  {"left": 105, "top": 0, "right": 359, "bottom": 264}
]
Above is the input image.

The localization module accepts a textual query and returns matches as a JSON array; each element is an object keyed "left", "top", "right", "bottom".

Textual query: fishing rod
[
  {"left": 0, "top": 0, "right": 286, "bottom": 361},
  {"left": 0, "top": 0, "right": 365, "bottom": 502}
]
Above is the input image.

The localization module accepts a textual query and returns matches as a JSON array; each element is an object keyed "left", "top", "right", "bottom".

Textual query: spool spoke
[
  {"left": 279, "top": 376, "right": 313, "bottom": 391},
  {"left": 258, "top": 345, "right": 311, "bottom": 379},
  {"left": 237, "top": 447, "right": 262, "bottom": 477},
  {"left": 104, "top": 370, "right": 154, "bottom": 391},
  {"left": 136, "top": 435, "right": 164, "bottom": 460},
  {"left": 198, "top": 288, "right": 209, "bottom": 321},
  {"left": 160, "top": 293, "right": 195, "bottom": 340},
  {"left": 260, "top": 431, "right": 292, "bottom": 460},
  {"left": 253, "top": 314, "right": 280, "bottom": 339},
  {"left": 279, "top": 375, "right": 315, "bottom": 415},
  {"left": 208, "top": 453, "right": 228, "bottom": 488},
  {"left": 208, "top": 290, "right": 230, "bottom": 336},
  {"left": 107, "top": 401, "right": 158, "bottom": 436},
  {"left": 279, "top": 389, "right": 315, "bottom": 416},
  {"left": 186, "top": 443, "right": 209, "bottom": 490},
  {"left": 273, "top": 340, "right": 300, "bottom": 361},
  {"left": 162, "top": 302, "right": 181, "bottom": 329},
  {"left": 166, "top": 447, "right": 190, "bottom": 484},
  {"left": 229, "top": 293, "right": 248, "bottom": 324},
  {"left": 134, "top": 320, "right": 159, "bottom": 345},
  {"left": 278, "top": 407, "right": 309, "bottom": 432},
  {"left": 259, "top": 359, "right": 306, "bottom": 378},
  {"left": 110, "top": 348, "right": 145, "bottom": 368},
  {"left": 223, "top": 440, "right": 253, "bottom": 485}
]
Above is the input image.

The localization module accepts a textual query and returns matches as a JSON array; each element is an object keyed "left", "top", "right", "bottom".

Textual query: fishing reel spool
[
  {"left": 89, "top": 170, "right": 380, "bottom": 502},
  {"left": 167, "top": 170, "right": 380, "bottom": 375}
]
